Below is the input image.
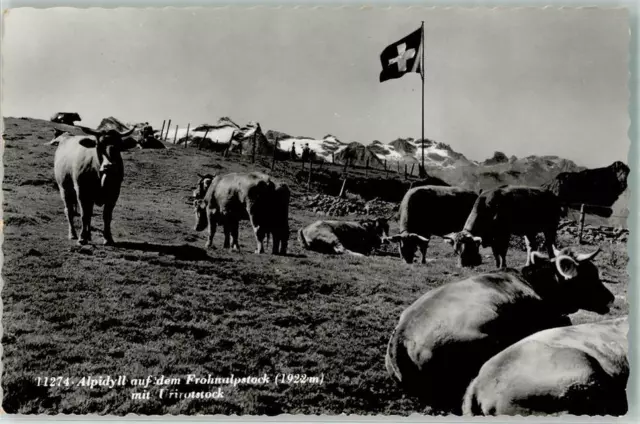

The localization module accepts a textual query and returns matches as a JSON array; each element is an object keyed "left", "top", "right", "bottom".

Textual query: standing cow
[
  {"left": 298, "top": 218, "right": 389, "bottom": 256},
  {"left": 463, "top": 316, "right": 628, "bottom": 416},
  {"left": 445, "top": 185, "right": 561, "bottom": 268},
  {"left": 193, "top": 172, "right": 289, "bottom": 254},
  {"left": 384, "top": 186, "right": 479, "bottom": 264},
  {"left": 385, "top": 245, "right": 613, "bottom": 414},
  {"left": 54, "top": 126, "right": 135, "bottom": 245}
]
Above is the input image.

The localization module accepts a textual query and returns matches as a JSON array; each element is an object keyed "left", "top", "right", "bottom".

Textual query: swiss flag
[{"left": 379, "top": 27, "right": 423, "bottom": 83}]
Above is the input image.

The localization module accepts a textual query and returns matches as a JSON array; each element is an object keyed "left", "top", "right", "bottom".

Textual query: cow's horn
[
  {"left": 410, "top": 233, "right": 430, "bottom": 243},
  {"left": 575, "top": 247, "right": 602, "bottom": 262},
  {"left": 530, "top": 251, "right": 547, "bottom": 265},
  {"left": 79, "top": 126, "right": 101, "bottom": 137},
  {"left": 384, "top": 234, "right": 404, "bottom": 243},
  {"left": 472, "top": 236, "right": 482, "bottom": 243},
  {"left": 119, "top": 127, "right": 136, "bottom": 138}
]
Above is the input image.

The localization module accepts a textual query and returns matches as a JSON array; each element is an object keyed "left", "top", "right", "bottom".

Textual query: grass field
[{"left": 1, "top": 117, "right": 629, "bottom": 415}]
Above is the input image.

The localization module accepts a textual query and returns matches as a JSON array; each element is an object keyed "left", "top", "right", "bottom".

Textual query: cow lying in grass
[
  {"left": 192, "top": 172, "right": 290, "bottom": 254},
  {"left": 385, "top": 245, "right": 613, "bottom": 414},
  {"left": 297, "top": 218, "right": 389, "bottom": 257},
  {"left": 463, "top": 316, "right": 628, "bottom": 416}
]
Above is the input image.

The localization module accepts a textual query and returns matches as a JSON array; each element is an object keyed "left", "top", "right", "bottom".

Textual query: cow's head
[
  {"left": 443, "top": 231, "right": 482, "bottom": 267},
  {"left": 79, "top": 127, "right": 135, "bottom": 183},
  {"left": 384, "top": 232, "right": 430, "bottom": 264},
  {"left": 360, "top": 217, "right": 390, "bottom": 249},
  {"left": 193, "top": 199, "right": 209, "bottom": 232},
  {"left": 526, "top": 245, "right": 613, "bottom": 315},
  {"left": 193, "top": 173, "right": 215, "bottom": 199}
]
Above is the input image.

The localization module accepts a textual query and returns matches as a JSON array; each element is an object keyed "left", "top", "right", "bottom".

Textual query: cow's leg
[
  {"left": 102, "top": 201, "right": 120, "bottom": 245},
  {"left": 253, "top": 225, "right": 267, "bottom": 254},
  {"left": 419, "top": 243, "right": 429, "bottom": 264},
  {"left": 60, "top": 187, "right": 78, "bottom": 240},
  {"left": 524, "top": 233, "right": 538, "bottom": 266},
  {"left": 334, "top": 243, "right": 364, "bottom": 257},
  {"left": 230, "top": 220, "right": 241, "bottom": 251},
  {"left": 544, "top": 228, "right": 557, "bottom": 258},
  {"left": 205, "top": 211, "right": 218, "bottom": 249},
  {"left": 221, "top": 218, "right": 231, "bottom": 249},
  {"left": 247, "top": 209, "right": 266, "bottom": 254},
  {"left": 77, "top": 192, "right": 94, "bottom": 245},
  {"left": 271, "top": 234, "right": 280, "bottom": 255},
  {"left": 491, "top": 236, "right": 508, "bottom": 268}
]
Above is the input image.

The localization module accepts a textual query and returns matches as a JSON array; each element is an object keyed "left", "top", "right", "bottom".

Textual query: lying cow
[
  {"left": 193, "top": 172, "right": 289, "bottom": 254},
  {"left": 463, "top": 316, "right": 628, "bottom": 416},
  {"left": 385, "top": 245, "right": 613, "bottom": 414},
  {"left": 54, "top": 126, "right": 135, "bottom": 245},
  {"left": 385, "top": 185, "right": 478, "bottom": 264},
  {"left": 298, "top": 218, "right": 389, "bottom": 256},
  {"left": 445, "top": 185, "right": 561, "bottom": 268}
]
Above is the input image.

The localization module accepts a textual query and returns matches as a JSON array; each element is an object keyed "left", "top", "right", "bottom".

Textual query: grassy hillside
[{"left": 1, "top": 117, "right": 629, "bottom": 415}]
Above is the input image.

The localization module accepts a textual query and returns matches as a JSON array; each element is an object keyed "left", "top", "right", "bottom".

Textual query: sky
[{"left": 2, "top": 7, "right": 631, "bottom": 167}]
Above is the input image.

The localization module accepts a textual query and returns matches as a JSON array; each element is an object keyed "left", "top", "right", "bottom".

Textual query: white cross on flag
[{"left": 379, "top": 26, "right": 423, "bottom": 83}]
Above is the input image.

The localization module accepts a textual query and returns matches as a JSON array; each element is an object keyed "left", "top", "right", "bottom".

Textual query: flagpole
[{"left": 421, "top": 21, "right": 425, "bottom": 177}]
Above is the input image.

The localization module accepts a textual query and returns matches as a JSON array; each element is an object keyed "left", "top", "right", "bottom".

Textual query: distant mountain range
[{"left": 263, "top": 130, "right": 587, "bottom": 190}]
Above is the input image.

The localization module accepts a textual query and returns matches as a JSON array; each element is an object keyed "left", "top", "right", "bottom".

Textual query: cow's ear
[
  {"left": 556, "top": 256, "right": 579, "bottom": 280},
  {"left": 472, "top": 236, "right": 483, "bottom": 247},
  {"left": 79, "top": 137, "right": 97, "bottom": 148},
  {"left": 443, "top": 233, "right": 456, "bottom": 245}
]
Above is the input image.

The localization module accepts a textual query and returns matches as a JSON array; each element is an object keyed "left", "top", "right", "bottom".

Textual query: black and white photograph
[{"left": 1, "top": 6, "right": 632, "bottom": 416}]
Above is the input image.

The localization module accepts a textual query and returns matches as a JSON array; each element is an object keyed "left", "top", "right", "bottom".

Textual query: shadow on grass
[{"left": 115, "top": 241, "right": 215, "bottom": 262}]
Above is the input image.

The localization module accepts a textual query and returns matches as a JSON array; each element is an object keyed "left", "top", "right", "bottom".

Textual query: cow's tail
[
  {"left": 461, "top": 377, "right": 483, "bottom": 416},
  {"left": 297, "top": 228, "right": 309, "bottom": 250},
  {"left": 385, "top": 329, "right": 417, "bottom": 386}
]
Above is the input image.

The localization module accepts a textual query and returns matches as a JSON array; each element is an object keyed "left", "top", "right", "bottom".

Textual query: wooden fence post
[
  {"left": 332, "top": 152, "right": 335, "bottom": 164},
  {"left": 165, "top": 119, "right": 172, "bottom": 140},
  {"left": 339, "top": 178, "right": 348, "bottom": 198},
  {"left": 404, "top": 164, "right": 408, "bottom": 180},
  {"left": 365, "top": 158, "right": 370, "bottom": 178},
  {"left": 173, "top": 125, "right": 179, "bottom": 144},
  {"left": 578, "top": 204, "right": 586, "bottom": 244},
  {"left": 271, "top": 137, "right": 278, "bottom": 171},
  {"left": 397, "top": 162, "right": 401, "bottom": 174},
  {"left": 160, "top": 120, "right": 166, "bottom": 140},
  {"left": 410, "top": 163, "right": 415, "bottom": 177},
  {"left": 184, "top": 123, "right": 190, "bottom": 148},
  {"left": 200, "top": 128, "right": 210, "bottom": 150},
  {"left": 307, "top": 159, "right": 313, "bottom": 190},
  {"left": 343, "top": 158, "right": 348, "bottom": 173}
]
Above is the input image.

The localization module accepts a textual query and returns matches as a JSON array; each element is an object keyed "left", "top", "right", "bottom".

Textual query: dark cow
[
  {"left": 463, "top": 316, "right": 628, "bottom": 416},
  {"left": 385, "top": 245, "right": 613, "bottom": 414},
  {"left": 50, "top": 112, "right": 81, "bottom": 126},
  {"left": 193, "top": 172, "right": 288, "bottom": 254},
  {"left": 54, "top": 126, "right": 135, "bottom": 245},
  {"left": 385, "top": 186, "right": 479, "bottom": 264},
  {"left": 298, "top": 218, "right": 389, "bottom": 256},
  {"left": 445, "top": 185, "right": 561, "bottom": 268}
]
